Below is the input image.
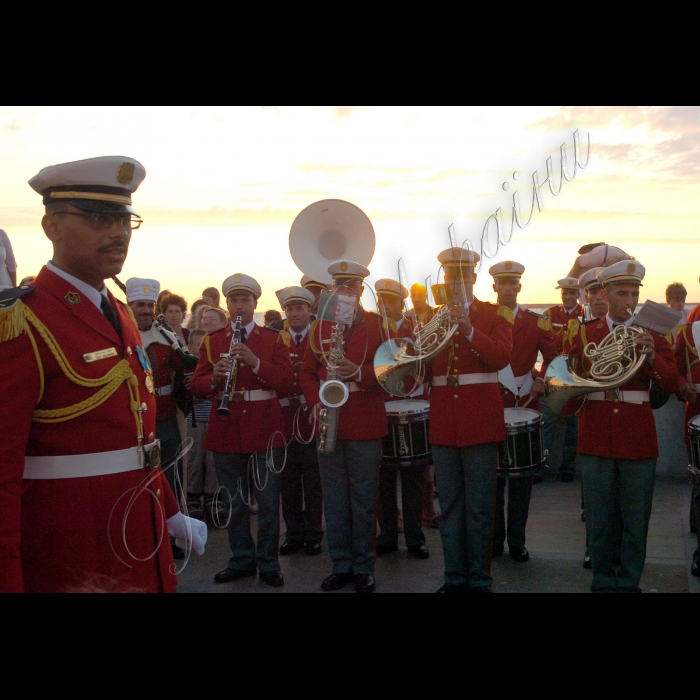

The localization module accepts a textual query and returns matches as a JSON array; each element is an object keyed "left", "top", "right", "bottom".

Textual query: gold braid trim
[
  {"left": 308, "top": 319, "right": 331, "bottom": 363},
  {"left": 682, "top": 324, "right": 699, "bottom": 367},
  {"left": 278, "top": 330, "right": 291, "bottom": 348},
  {"left": 23, "top": 306, "right": 138, "bottom": 424}
]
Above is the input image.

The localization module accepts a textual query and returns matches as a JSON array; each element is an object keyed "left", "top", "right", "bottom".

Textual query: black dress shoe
[
  {"left": 376, "top": 543, "right": 398, "bottom": 556},
  {"left": 321, "top": 573, "right": 354, "bottom": 591},
  {"left": 560, "top": 472, "right": 575, "bottom": 483},
  {"left": 583, "top": 555, "right": 591, "bottom": 569},
  {"left": 260, "top": 571, "right": 284, "bottom": 587},
  {"left": 509, "top": 546, "right": 530, "bottom": 562},
  {"left": 436, "top": 583, "right": 467, "bottom": 593},
  {"left": 691, "top": 560, "right": 700, "bottom": 577},
  {"left": 304, "top": 541, "right": 322, "bottom": 555},
  {"left": 214, "top": 567, "right": 256, "bottom": 583},
  {"left": 408, "top": 544, "right": 430, "bottom": 559},
  {"left": 279, "top": 540, "right": 304, "bottom": 555},
  {"left": 354, "top": 574, "right": 376, "bottom": 593}
]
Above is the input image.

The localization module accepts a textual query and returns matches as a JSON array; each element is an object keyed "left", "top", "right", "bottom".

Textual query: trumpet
[{"left": 217, "top": 315, "right": 243, "bottom": 416}]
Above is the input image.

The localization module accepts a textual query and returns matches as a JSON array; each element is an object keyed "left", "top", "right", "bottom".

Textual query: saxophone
[{"left": 318, "top": 322, "right": 350, "bottom": 454}]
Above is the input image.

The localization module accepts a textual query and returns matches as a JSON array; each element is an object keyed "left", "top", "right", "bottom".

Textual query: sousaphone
[{"left": 289, "top": 199, "right": 375, "bottom": 285}]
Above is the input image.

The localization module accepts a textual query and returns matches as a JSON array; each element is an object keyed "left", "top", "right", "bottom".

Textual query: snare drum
[
  {"left": 381, "top": 400, "right": 431, "bottom": 468},
  {"left": 498, "top": 408, "right": 546, "bottom": 478},
  {"left": 687, "top": 416, "right": 700, "bottom": 485}
]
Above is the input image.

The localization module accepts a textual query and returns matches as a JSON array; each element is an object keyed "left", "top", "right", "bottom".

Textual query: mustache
[{"left": 98, "top": 243, "right": 128, "bottom": 253}]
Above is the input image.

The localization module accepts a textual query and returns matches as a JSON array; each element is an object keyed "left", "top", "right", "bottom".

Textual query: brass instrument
[
  {"left": 318, "top": 321, "right": 349, "bottom": 454},
  {"left": 288, "top": 199, "right": 376, "bottom": 453},
  {"left": 544, "top": 319, "right": 647, "bottom": 415},
  {"left": 217, "top": 315, "right": 243, "bottom": 416},
  {"left": 374, "top": 304, "right": 458, "bottom": 396}
]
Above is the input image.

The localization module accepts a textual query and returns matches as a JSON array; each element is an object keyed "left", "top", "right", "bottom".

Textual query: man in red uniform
[
  {"left": 429, "top": 248, "right": 513, "bottom": 593},
  {"left": 489, "top": 261, "right": 558, "bottom": 563},
  {"left": 275, "top": 285, "right": 324, "bottom": 556},
  {"left": 191, "top": 273, "right": 293, "bottom": 587},
  {"left": 301, "top": 274, "right": 329, "bottom": 321},
  {"left": 0, "top": 155, "right": 205, "bottom": 593},
  {"left": 374, "top": 278, "right": 430, "bottom": 560},
  {"left": 299, "top": 260, "right": 393, "bottom": 593},
  {"left": 675, "top": 321, "right": 700, "bottom": 576},
  {"left": 567, "top": 260, "right": 683, "bottom": 592},
  {"left": 540, "top": 276, "right": 582, "bottom": 482}
]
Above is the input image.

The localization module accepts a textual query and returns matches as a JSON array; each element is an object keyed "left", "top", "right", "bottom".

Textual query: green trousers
[{"left": 580, "top": 454, "right": 656, "bottom": 593}]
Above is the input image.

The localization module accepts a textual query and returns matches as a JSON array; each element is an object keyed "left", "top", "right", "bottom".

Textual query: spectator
[
  {"left": 202, "top": 286, "right": 221, "bottom": 309},
  {"left": 156, "top": 289, "right": 172, "bottom": 315},
  {"left": 186, "top": 298, "right": 208, "bottom": 330},
  {"left": 161, "top": 293, "right": 189, "bottom": 344},
  {"left": 0, "top": 229, "right": 17, "bottom": 288},
  {"left": 201, "top": 307, "right": 227, "bottom": 334},
  {"left": 184, "top": 329, "right": 219, "bottom": 524},
  {"left": 666, "top": 282, "right": 689, "bottom": 343},
  {"left": 264, "top": 309, "right": 283, "bottom": 328}
]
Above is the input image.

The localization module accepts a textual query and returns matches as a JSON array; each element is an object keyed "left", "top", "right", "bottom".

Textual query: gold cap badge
[
  {"left": 117, "top": 162, "right": 135, "bottom": 185},
  {"left": 627, "top": 263, "right": 636, "bottom": 274},
  {"left": 142, "top": 285, "right": 151, "bottom": 294},
  {"left": 340, "top": 262, "right": 348, "bottom": 272},
  {"left": 505, "top": 261, "right": 512, "bottom": 270},
  {"left": 234, "top": 273, "right": 242, "bottom": 283}
]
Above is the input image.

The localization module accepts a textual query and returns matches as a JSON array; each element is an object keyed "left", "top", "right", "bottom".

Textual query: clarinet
[
  {"left": 217, "top": 315, "right": 243, "bottom": 416},
  {"left": 152, "top": 314, "right": 198, "bottom": 370}
]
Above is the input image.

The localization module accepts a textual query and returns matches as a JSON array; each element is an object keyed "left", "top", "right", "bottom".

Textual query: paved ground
[{"left": 176, "top": 471, "right": 699, "bottom": 594}]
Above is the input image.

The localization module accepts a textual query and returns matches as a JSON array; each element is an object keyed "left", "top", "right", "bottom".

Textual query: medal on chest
[{"left": 135, "top": 346, "right": 156, "bottom": 394}]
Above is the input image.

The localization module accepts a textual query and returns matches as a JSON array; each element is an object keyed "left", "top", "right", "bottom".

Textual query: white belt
[
  {"left": 279, "top": 395, "right": 307, "bottom": 407},
  {"left": 24, "top": 441, "right": 160, "bottom": 480},
  {"left": 156, "top": 385, "right": 173, "bottom": 396},
  {"left": 694, "top": 384, "right": 700, "bottom": 392},
  {"left": 215, "top": 389, "right": 277, "bottom": 402},
  {"left": 587, "top": 390, "right": 650, "bottom": 405},
  {"left": 433, "top": 373, "right": 498, "bottom": 387}
]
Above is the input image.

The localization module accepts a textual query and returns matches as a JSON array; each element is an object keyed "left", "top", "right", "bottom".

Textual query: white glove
[{"left": 167, "top": 512, "right": 208, "bottom": 555}]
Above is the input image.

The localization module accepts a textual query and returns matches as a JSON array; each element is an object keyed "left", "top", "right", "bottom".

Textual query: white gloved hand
[{"left": 167, "top": 512, "right": 208, "bottom": 555}]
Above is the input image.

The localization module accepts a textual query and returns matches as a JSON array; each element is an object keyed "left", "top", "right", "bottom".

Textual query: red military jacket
[
  {"left": 280, "top": 327, "right": 312, "bottom": 443},
  {"left": 299, "top": 308, "right": 392, "bottom": 441},
  {"left": 0, "top": 266, "right": 178, "bottom": 594},
  {"left": 191, "top": 323, "right": 293, "bottom": 453},
  {"left": 501, "top": 305, "right": 559, "bottom": 410},
  {"left": 543, "top": 303, "right": 582, "bottom": 353},
  {"left": 687, "top": 306, "right": 700, "bottom": 325},
  {"left": 427, "top": 297, "right": 513, "bottom": 447},
  {"left": 675, "top": 323, "right": 700, "bottom": 443},
  {"left": 568, "top": 317, "right": 683, "bottom": 459}
]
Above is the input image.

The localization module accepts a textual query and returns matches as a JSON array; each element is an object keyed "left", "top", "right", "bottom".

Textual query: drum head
[
  {"left": 385, "top": 399, "right": 430, "bottom": 416},
  {"left": 503, "top": 407, "right": 541, "bottom": 426},
  {"left": 689, "top": 415, "right": 700, "bottom": 433}
]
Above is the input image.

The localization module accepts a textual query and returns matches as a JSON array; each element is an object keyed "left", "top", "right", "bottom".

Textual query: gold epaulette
[
  {"left": 0, "top": 297, "right": 28, "bottom": 342},
  {"left": 204, "top": 334, "right": 214, "bottom": 365},
  {"left": 308, "top": 319, "right": 329, "bottom": 362},
  {"left": 567, "top": 318, "right": 580, "bottom": 340},
  {"left": 124, "top": 303, "right": 137, "bottom": 327},
  {"left": 497, "top": 305, "right": 514, "bottom": 324},
  {"left": 278, "top": 329, "right": 291, "bottom": 347},
  {"left": 537, "top": 313, "right": 552, "bottom": 332}
]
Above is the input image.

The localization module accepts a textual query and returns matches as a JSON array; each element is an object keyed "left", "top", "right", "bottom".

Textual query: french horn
[{"left": 544, "top": 321, "right": 648, "bottom": 415}]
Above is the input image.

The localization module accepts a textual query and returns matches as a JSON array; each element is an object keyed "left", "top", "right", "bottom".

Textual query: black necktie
[
  {"left": 295, "top": 333, "right": 303, "bottom": 346},
  {"left": 101, "top": 296, "right": 122, "bottom": 338},
  {"left": 239, "top": 327, "right": 247, "bottom": 344}
]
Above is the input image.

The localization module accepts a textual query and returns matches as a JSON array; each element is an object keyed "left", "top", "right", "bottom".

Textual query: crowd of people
[{"left": 1, "top": 155, "right": 699, "bottom": 594}]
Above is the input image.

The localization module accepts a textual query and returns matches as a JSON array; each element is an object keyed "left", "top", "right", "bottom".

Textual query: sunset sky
[{"left": 1, "top": 106, "right": 698, "bottom": 314}]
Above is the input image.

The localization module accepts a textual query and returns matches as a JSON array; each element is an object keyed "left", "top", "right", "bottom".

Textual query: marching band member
[
  {"left": 489, "top": 261, "right": 557, "bottom": 563},
  {"left": 299, "top": 260, "right": 393, "bottom": 593},
  {"left": 374, "top": 278, "right": 429, "bottom": 560},
  {"left": 405, "top": 282, "right": 434, "bottom": 326},
  {"left": 0, "top": 156, "right": 206, "bottom": 593},
  {"left": 540, "top": 276, "right": 582, "bottom": 483},
  {"left": 191, "top": 273, "right": 294, "bottom": 587},
  {"left": 276, "top": 285, "right": 324, "bottom": 556},
  {"left": 429, "top": 248, "right": 513, "bottom": 593},
  {"left": 301, "top": 274, "right": 329, "bottom": 321},
  {"left": 567, "top": 260, "right": 683, "bottom": 592},
  {"left": 675, "top": 321, "right": 700, "bottom": 577}
]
